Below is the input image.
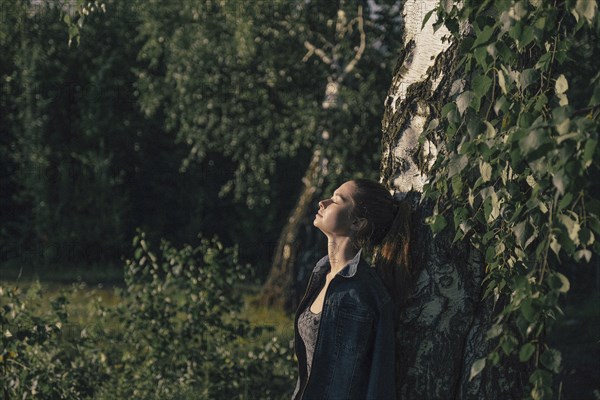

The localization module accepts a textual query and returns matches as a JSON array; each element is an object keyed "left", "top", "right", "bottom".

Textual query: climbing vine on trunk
[{"left": 421, "top": 1, "right": 599, "bottom": 398}]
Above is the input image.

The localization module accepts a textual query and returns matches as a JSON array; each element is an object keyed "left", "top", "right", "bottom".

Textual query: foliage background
[
  {"left": 420, "top": 0, "right": 599, "bottom": 398},
  {"left": 0, "top": 0, "right": 598, "bottom": 399}
]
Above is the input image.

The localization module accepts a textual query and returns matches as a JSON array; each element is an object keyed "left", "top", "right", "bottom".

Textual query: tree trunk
[
  {"left": 379, "top": 1, "right": 526, "bottom": 398},
  {"left": 253, "top": 148, "right": 327, "bottom": 311},
  {"left": 257, "top": 3, "right": 369, "bottom": 313}
]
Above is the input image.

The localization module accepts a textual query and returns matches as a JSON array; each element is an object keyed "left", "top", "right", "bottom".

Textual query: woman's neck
[{"left": 327, "top": 239, "right": 359, "bottom": 276}]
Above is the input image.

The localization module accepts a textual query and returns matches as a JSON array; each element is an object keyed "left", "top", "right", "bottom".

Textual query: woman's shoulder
[
  {"left": 332, "top": 260, "right": 392, "bottom": 312},
  {"left": 360, "top": 260, "right": 393, "bottom": 305}
]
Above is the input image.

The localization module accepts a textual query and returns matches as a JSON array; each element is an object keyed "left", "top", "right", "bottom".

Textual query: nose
[{"left": 318, "top": 199, "right": 330, "bottom": 210}]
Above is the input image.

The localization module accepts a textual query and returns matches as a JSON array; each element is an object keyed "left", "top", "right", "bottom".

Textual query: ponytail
[
  {"left": 349, "top": 179, "right": 416, "bottom": 320},
  {"left": 373, "top": 200, "right": 413, "bottom": 315}
]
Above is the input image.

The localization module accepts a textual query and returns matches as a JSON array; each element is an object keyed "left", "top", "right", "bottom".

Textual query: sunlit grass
[{"left": 0, "top": 278, "right": 294, "bottom": 344}]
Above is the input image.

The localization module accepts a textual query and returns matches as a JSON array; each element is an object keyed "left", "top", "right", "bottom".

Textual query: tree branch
[
  {"left": 302, "top": 41, "right": 332, "bottom": 64},
  {"left": 342, "top": 5, "right": 366, "bottom": 77}
]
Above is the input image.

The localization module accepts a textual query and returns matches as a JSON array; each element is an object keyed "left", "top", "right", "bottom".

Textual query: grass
[
  {"left": 240, "top": 286, "right": 295, "bottom": 342},
  {"left": 2, "top": 261, "right": 597, "bottom": 399},
  {"left": 0, "top": 275, "right": 294, "bottom": 348}
]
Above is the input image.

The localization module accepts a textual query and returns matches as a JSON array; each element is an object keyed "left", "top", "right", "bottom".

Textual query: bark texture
[{"left": 380, "top": 1, "right": 526, "bottom": 398}]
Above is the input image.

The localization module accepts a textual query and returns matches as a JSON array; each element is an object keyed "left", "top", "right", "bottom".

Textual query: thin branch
[
  {"left": 342, "top": 4, "right": 366, "bottom": 77},
  {"left": 302, "top": 41, "right": 332, "bottom": 64}
]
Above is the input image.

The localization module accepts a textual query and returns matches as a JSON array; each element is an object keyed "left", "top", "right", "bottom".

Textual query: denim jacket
[{"left": 292, "top": 249, "right": 397, "bottom": 400}]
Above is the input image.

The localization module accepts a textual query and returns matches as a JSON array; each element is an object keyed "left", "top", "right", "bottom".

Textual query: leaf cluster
[{"left": 422, "top": 0, "right": 599, "bottom": 398}]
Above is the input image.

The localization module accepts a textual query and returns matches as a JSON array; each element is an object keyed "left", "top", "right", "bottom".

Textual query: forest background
[{"left": 0, "top": 0, "right": 598, "bottom": 399}]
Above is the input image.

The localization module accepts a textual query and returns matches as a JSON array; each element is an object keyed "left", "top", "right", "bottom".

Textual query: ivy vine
[{"left": 422, "top": 0, "right": 599, "bottom": 399}]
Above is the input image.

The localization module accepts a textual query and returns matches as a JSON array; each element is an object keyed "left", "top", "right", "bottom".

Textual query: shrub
[{"left": 1, "top": 230, "right": 296, "bottom": 399}]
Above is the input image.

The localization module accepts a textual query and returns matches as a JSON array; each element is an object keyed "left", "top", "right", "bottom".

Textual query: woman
[{"left": 291, "top": 178, "right": 413, "bottom": 400}]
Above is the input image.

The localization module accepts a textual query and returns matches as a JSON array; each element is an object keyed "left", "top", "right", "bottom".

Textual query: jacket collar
[{"left": 313, "top": 248, "right": 363, "bottom": 278}]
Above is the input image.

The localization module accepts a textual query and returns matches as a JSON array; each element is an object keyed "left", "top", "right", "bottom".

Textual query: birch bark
[{"left": 380, "top": 1, "right": 525, "bottom": 398}]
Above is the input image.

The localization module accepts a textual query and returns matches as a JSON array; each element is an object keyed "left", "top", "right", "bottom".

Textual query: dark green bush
[
  {"left": 1, "top": 230, "right": 296, "bottom": 399},
  {"left": 0, "top": 282, "right": 107, "bottom": 399}
]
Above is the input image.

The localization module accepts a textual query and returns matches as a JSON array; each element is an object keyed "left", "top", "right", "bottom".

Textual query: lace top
[{"left": 297, "top": 304, "right": 322, "bottom": 377}]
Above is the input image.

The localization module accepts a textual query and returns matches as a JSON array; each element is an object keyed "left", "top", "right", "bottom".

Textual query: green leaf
[
  {"left": 497, "top": 69, "right": 508, "bottom": 95},
  {"left": 519, "top": 26, "right": 535, "bottom": 49},
  {"left": 426, "top": 118, "right": 439, "bottom": 132},
  {"left": 457, "top": 91, "right": 474, "bottom": 115},
  {"left": 442, "top": 102, "right": 457, "bottom": 119},
  {"left": 512, "top": 220, "right": 531, "bottom": 248},
  {"left": 485, "top": 245, "right": 496, "bottom": 263},
  {"left": 484, "top": 121, "right": 496, "bottom": 138},
  {"left": 519, "top": 342, "right": 535, "bottom": 362},
  {"left": 469, "top": 357, "right": 486, "bottom": 381},
  {"left": 486, "top": 324, "right": 503, "bottom": 340},
  {"left": 572, "top": 0, "right": 598, "bottom": 24},
  {"left": 575, "top": 249, "right": 592, "bottom": 262},
  {"left": 471, "top": 25, "right": 495, "bottom": 49},
  {"left": 521, "top": 299, "right": 537, "bottom": 322},
  {"left": 479, "top": 161, "right": 492, "bottom": 182},
  {"left": 495, "top": 39, "right": 515, "bottom": 62},
  {"left": 518, "top": 69, "right": 538, "bottom": 91},
  {"left": 495, "top": 96, "right": 509, "bottom": 116},
  {"left": 558, "top": 193, "right": 573, "bottom": 211},
  {"left": 488, "top": 351, "right": 500, "bottom": 366},
  {"left": 555, "top": 117, "right": 571, "bottom": 135},
  {"left": 509, "top": 21, "right": 522, "bottom": 40},
  {"left": 421, "top": 9, "right": 435, "bottom": 30},
  {"left": 452, "top": 175, "right": 463, "bottom": 197},
  {"left": 552, "top": 171, "right": 569, "bottom": 196},
  {"left": 534, "top": 93, "right": 548, "bottom": 111},
  {"left": 583, "top": 139, "right": 597, "bottom": 168},
  {"left": 474, "top": 46, "right": 489, "bottom": 69},
  {"left": 535, "top": 52, "right": 552, "bottom": 71},
  {"left": 558, "top": 214, "right": 581, "bottom": 246},
  {"left": 501, "top": 335, "right": 518, "bottom": 355},
  {"left": 529, "top": 368, "right": 553, "bottom": 385},
  {"left": 453, "top": 207, "right": 468, "bottom": 228},
  {"left": 519, "top": 129, "right": 548, "bottom": 155},
  {"left": 550, "top": 272, "right": 570, "bottom": 293},
  {"left": 540, "top": 349, "right": 562, "bottom": 373},
  {"left": 580, "top": 227, "right": 595, "bottom": 245},
  {"left": 555, "top": 74, "right": 568, "bottom": 94},
  {"left": 473, "top": 75, "right": 492, "bottom": 99},
  {"left": 448, "top": 154, "right": 469, "bottom": 178},
  {"left": 481, "top": 188, "right": 500, "bottom": 222},
  {"left": 550, "top": 234, "right": 562, "bottom": 257},
  {"left": 534, "top": 16, "right": 546, "bottom": 29},
  {"left": 427, "top": 214, "right": 447, "bottom": 234}
]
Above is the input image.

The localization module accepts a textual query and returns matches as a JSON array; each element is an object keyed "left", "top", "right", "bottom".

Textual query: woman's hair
[{"left": 349, "top": 178, "right": 415, "bottom": 313}]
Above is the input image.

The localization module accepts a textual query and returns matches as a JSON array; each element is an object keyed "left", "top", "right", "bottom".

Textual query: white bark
[
  {"left": 381, "top": 2, "right": 526, "bottom": 399},
  {"left": 382, "top": 0, "right": 451, "bottom": 194}
]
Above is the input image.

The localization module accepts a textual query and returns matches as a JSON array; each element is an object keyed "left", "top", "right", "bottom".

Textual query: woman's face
[{"left": 313, "top": 181, "right": 360, "bottom": 237}]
